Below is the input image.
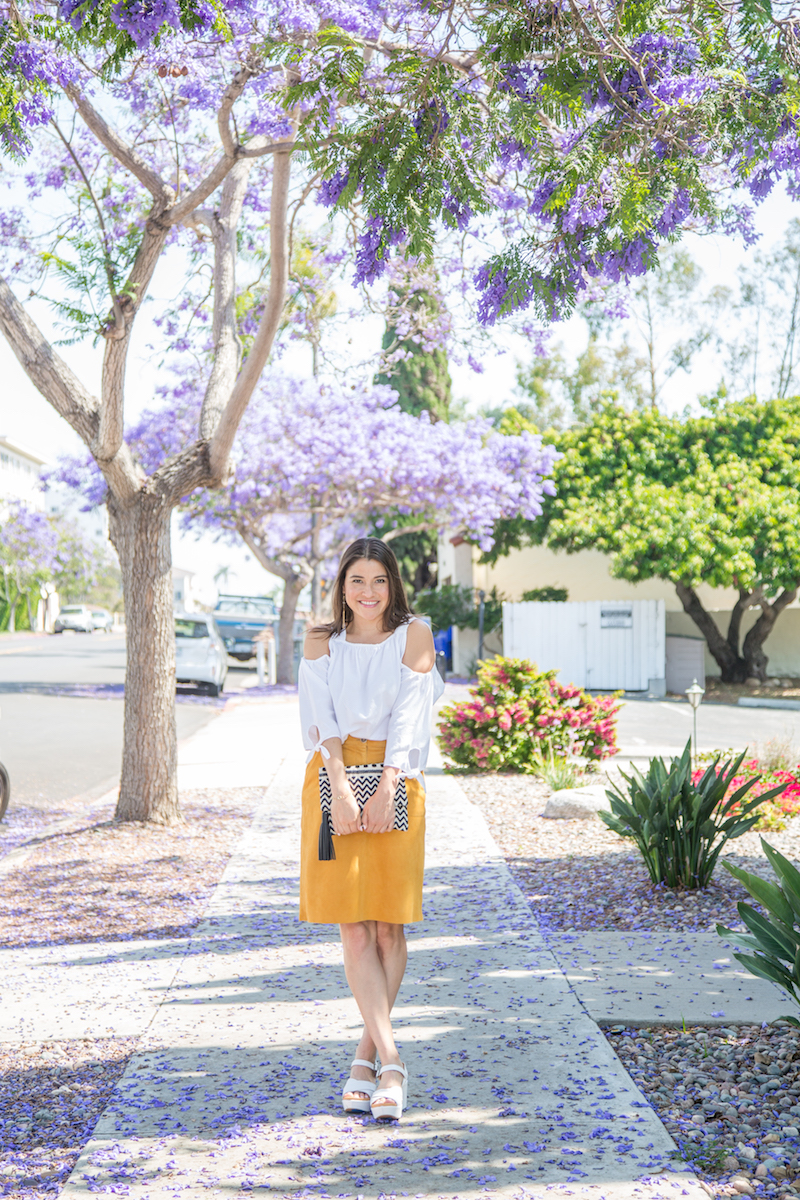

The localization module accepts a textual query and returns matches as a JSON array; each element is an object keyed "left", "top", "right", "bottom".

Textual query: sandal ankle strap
[
  {"left": 351, "top": 1058, "right": 378, "bottom": 1071},
  {"left": 377, "top": 1061, "right": 407, "bottom": 1080}
]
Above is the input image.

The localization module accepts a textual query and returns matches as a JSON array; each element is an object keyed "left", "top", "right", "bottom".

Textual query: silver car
[
  {"left": 175, "top": 613, "right": 228, "bottom": 697},
  {"left": 54, "top": 604, "right": 94, "bottom": 633}
]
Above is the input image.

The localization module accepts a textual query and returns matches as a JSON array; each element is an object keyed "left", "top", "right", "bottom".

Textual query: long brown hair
[{"left": 313, "top": 538, "right": 413, "bottom": 636}]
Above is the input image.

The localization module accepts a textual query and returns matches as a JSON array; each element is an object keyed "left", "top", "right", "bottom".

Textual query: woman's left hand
[{"left": 361, "top": 770, "right": 399, "bottom": 833}]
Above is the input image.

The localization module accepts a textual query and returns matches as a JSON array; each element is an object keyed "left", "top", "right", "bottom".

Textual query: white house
[
  {"left": 0, "top": 436, "right": 46, "bottom": 509},
  {"left": 438, "top": 534, "right": 800, "bottom": 681}
]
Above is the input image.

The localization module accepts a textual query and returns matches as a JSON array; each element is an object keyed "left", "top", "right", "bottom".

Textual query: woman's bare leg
[{"left": 341, "top": 921, "right": 407, "bottom": 1104}]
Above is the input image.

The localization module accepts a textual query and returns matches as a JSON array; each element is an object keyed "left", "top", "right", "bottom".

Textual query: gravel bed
[
  {"left": 0, "top": 787, "right": 262, "bottom": 1196},
  {"left": 0, "top": 1038, "right": 137, "bottom": 1198},
  {"left": 0, "top": 787, "right": 261, "bottom": 949},
  {"left": 607, "top": 1024, "right": 800, "bottom": 1198},
  {"left": 456, "top": 772, "right": 800, "bottom": 933},
  {"left": 0, "top": 807, "right": 75, "bottom": 860}
]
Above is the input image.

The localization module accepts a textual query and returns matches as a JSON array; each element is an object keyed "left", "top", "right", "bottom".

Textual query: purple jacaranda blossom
[
  {"left": 5, "top": 0, "right": 800, "bottom": 352},
  {"left": 53, "top": 372, "right": 559, "bottom": 556}
]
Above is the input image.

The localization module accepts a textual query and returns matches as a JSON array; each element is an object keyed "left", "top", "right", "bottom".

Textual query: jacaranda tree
[
  {"left": 0, "top": 501, "right": 98, "bottom": 631},
  {"left": 4, "top": 0, "right": 800, "bottom": 820},
  {"left": 57, "top": 374, "right": 558, "bottom": 682}
]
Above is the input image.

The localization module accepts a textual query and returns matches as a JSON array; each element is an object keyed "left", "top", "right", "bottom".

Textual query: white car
[
  {"left": 175, "top": 613, "right": 228, "bottom": 697},
  {"left": 90, "top": 608, "right": 113, "bottom": 632},
  {"left": 54, "top": 605, "right": 94, "bottom": 633}
]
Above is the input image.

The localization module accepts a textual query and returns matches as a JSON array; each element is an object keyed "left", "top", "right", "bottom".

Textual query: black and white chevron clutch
[{"left": 318, "top": 765, "right": 408, "bottom": 860}]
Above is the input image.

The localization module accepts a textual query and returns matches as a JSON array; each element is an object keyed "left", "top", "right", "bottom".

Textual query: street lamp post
[{"left": 685, "top": 678, "right": 705, "bottom": 760}]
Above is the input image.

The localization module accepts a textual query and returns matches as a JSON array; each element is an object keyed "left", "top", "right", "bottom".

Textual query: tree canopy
[
  {"left": 57, "top": 373, "right": 557, "bottom": 678},
  {"left": 6, "top": 0, "right": 800, "bottom": 324},
  {"left": 486, "top": 399, "right": 800, "bottom": 682}
]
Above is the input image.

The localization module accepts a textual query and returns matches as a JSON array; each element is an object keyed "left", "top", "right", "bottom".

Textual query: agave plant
[
  {"left": 600, "top": 741, "right": 788, "bottom": 889},
  {"left": 717, "top": 843, "right": 800, "bottom": 1022}
]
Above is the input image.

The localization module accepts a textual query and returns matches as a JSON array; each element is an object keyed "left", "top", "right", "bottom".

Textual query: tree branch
[
  {"left": 207, "top": 144, "right": 293, "bottom": 480},
  {"left": 166, "top": 153, "right": 234, "bottom": 227},
  {"left": 50, "top": 119, "right": 125, "bottom": 338},
  {"left": 0, "top": 275, "right": 143, "bottom": 501},
  {"left": 199, "top": 158, "right": 253, "bottom": 440},
  {"left": 218, "top": 66, "right": 253, "bottom": 158},
  {"left": 0, "top": 274, "right": 99, "bottom": 445},
  {"left": 726, "top": 587, "right": 757, "bottom": 658},
  {"left": 165, "top": 137, "right": 295, "bottom": 229},
  {"left": 240, "top": 529, "right": 313, "bottom": 586},
  {"left": 96, "top": 207, "right": 172, "bottom": 466},
  {"left": 380, "top": 520, "right": 436, "bottom": 542},
  {"left": 742, "top": 586, "right": 799, "bottom": 679},
  {"left": 66, "top": 85, "right": 173, "bottom": 203}
]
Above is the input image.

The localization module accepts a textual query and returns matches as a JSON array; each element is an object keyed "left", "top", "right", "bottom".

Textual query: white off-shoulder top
[{"left": 298, "top": 617, "right": 445, "bottom": 779}]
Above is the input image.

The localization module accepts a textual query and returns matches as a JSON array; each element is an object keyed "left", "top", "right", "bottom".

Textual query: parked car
[
  {"left": 213, "top": 593, "right": 278, "bottom": 660},
  {"left": 90, "top": 608, "right": 113, "bottom": 632},
  {"left": 175, "top": 613, "right": 228, "bottom": 697},
  {"left": 54, "top": 604, "right": 94, "bottom": 633}
]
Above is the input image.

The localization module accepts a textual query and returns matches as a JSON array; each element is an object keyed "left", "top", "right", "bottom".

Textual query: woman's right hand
[{"left": 330, "top": 781, "right": 361, "bottom": 836}]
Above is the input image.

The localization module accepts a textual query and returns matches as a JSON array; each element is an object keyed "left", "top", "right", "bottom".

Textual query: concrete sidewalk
[
  {"left": 43, "top": 701, "right": 705, "bottom": 1200},
  {"left": 547, "top": 931, "right": 789, "bottom": 1027}
]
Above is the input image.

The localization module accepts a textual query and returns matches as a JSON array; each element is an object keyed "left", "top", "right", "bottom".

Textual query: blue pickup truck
[{"left": 213, "top": 594, "right": 278, "bottom": 660}]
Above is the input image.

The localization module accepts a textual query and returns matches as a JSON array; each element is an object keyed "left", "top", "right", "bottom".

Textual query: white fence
[{"left": 502, "top": 599, "right": 666, "bottom": 692}]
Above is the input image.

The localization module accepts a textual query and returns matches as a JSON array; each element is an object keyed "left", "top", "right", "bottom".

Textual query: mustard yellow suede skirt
[{"left": 299, "top": 736, "right": 425, "bottom": 924}]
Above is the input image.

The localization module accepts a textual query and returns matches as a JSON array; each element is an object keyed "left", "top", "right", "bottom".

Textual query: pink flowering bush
[
  {"left": 692, "top": 761, "right": 800, "bottom": 831},
  {"left": 437, "top": 656, "right": 621, "bottom": 772}
]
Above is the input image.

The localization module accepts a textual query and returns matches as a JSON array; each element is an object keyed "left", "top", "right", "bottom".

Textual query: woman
[{"left": 298, "top": 537, "right": 444, "bottom": 1122}]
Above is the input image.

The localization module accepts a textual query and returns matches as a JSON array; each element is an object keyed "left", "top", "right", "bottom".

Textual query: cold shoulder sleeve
[
  {"left": 298, "top": 655, "right": 341, "bottom": 761},
  {"left": 383, "top": 663, "right": 445, "bottom": 778}
]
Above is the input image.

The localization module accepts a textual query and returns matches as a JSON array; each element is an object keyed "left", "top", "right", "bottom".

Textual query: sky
[{"left": 2, "top": 182, "right": 798, "bottom": 602}]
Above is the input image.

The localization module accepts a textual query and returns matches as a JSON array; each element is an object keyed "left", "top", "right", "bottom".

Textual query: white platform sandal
[
  {"left": 370, "top": 1061, "right": 408, "bottom": 1122},
  {"left": 341, "top": 1058, "right": 378, "bottom": 1114}
]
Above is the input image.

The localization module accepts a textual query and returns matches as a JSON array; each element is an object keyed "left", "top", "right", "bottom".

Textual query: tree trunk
[
  {"left": 108, "top": 491, "right": 180, "bottom": 824},
  {"left": 742, "top": 588, "right": 798, "bottom": 681},
  {"left": 674, "top": 581, "right": 747, "bottom": 681},
  {"left": 277, "top": 574, "right": 306, "bottom": 685},
  {"left": 675, "top": 580, "right": 798, "bottom": 683}
]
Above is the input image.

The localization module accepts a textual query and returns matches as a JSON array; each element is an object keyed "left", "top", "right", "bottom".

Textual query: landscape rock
[{"left": 542, "top": 784, "right": 611, "bottom": 820}]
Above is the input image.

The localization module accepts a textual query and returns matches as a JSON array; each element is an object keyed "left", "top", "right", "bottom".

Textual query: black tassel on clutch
[{"left": 318, "top": 813, "right": 336, "bottom": 861}]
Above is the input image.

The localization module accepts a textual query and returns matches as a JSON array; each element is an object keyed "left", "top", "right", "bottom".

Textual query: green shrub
[
  {"left": 600, "top": 741, "right": 788, "bottom": 889},
  {"left": 535, "top": 750, "right": 584, "bottom": 790},
  {"left": 717, "top": 841, "right": 800, "bottom": 1022},
  {"left": 415, "top": 583, "right": 504, "bottom": 634},
  {"left": 436, "top": 656, "right": 620, "bottom": 772},
  {"left": 521, "top": 586, "right": 568, "bottom": 603}
]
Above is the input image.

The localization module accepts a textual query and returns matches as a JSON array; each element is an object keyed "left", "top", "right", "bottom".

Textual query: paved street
[
  {"left": 1, "top": 630, "right": 795, "bottom": 809},
  {"left": 0, "top": 634, "right": 218, "bottom": 808},
  {"left": 0, "top": 631, "right": 126, "bottom": 686},
  {"left": 618, "top": 696, "right": 800, "bottom": 759}
]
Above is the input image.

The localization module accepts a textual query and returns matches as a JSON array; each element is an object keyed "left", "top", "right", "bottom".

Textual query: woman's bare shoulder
[
  {"left": 402, "top": 618, "right": 435, "bottom": 673},
  {"left": 303, "top": 629, "right": 331, "bottom": 660}
]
